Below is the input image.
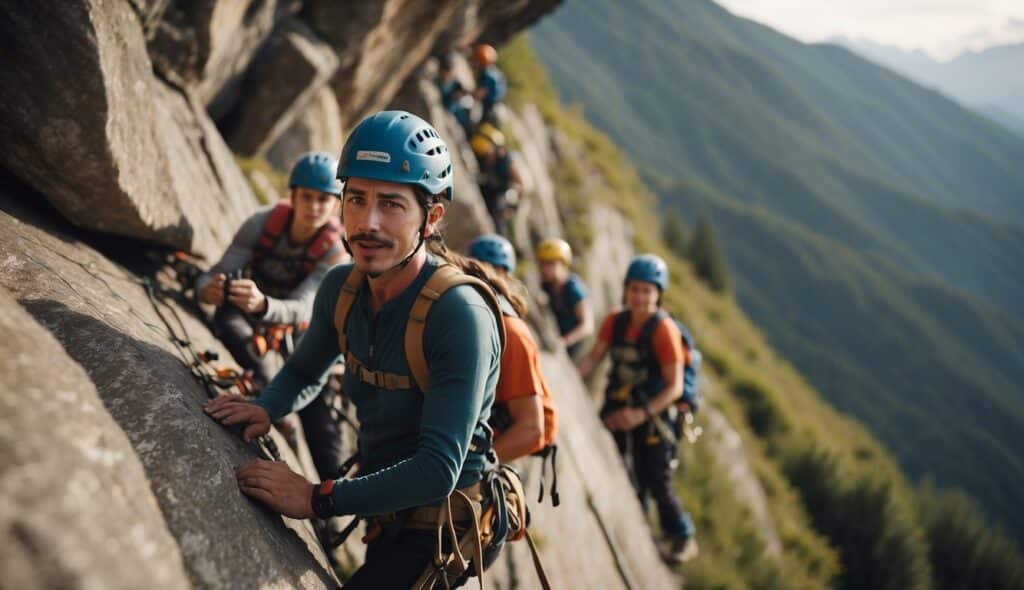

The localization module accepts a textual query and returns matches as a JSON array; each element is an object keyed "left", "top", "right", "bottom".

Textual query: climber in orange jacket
[
  {"left": 578, "top": 254, "right": 698, "bottom": 564},
  {"left": 466, "top": 234, "right": 558, "bottom": 463}
]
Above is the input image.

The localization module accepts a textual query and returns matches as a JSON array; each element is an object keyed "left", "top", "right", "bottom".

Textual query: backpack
[
  {"left": 252, "top": 201, "right": 342, "bottom": 276},
  {"left": 611, "top": 309, "right": 700, "bottom": 412},
  {"left": 675, "top": 317, "right": 701, "bottom": 412},
  {"left": 492, "top": 296, "right": 558, "bottom": 450},
  {"left": 491, "top": 306, "right": 560, "bottom": 507},
  {"left": 332, "top": 263, "right": 506, "bottom": 394}
]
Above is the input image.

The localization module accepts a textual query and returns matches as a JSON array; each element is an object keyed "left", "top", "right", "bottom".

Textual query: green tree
[
  {"left": 919, "top": 483, "right": 1024, "bottom": 590},
  {"left": 662, "top": 208, "right": 689, "bottom": 256},
  {"left": 782, "top": 444, "right": 933, "bottom": 590},
  {"left": 689, "top": 215, "right": 731, "bottom": 293}
]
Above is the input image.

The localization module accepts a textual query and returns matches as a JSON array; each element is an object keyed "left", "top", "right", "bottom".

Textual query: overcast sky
[{"left": 716, "top": 0, "right": 1024, "bottom": 60}]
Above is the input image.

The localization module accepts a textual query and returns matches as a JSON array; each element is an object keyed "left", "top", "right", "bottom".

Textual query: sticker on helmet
[{"left": 356, "top": 150, "right": 391, "bottom": 163}]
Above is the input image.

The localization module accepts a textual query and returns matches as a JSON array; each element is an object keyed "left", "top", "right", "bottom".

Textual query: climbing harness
[
  {"left": 403, "top": 465, "right": 550, "bottom": 590},
  {"left": 534, "top": 444, "right": 560, "bottom": 507},
  {"left": 251, "top": 200, "right": 343, "bottom": 290},
  {"left": 333, "top": 263, "right": 506, "bottom": 395}
]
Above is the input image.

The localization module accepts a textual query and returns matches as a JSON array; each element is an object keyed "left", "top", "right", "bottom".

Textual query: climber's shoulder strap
[
  {"left": 333, "top": 265, "right": 365, "bottom": 355},
  {"left": 254, "top": 201, "right": 293, "bottom": 258},
  {"left": 302, "top": 216, "right": 343, "bottom": 274},
  {"left": 333, "top": 263, "right": 505, "bottom": 393},
  {"left": 611, "top": 309, "right": 631, "bottom": 346},
  {"left": 639, "top": 309, "right": 669, "bottom": 351},
  {"left": 405, "top": 263, "right": 506, "bottom": 392}
]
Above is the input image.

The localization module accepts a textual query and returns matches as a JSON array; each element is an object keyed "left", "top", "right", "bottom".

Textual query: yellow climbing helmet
[
  {"left": 470, "top": 123, "right": 505, "bottom": 157},
  {"left": 536, "top": 238, "right": 572, "bottom": 265},
  {"left": 471, "top": 134, "right": 494, "bottom": 158}
]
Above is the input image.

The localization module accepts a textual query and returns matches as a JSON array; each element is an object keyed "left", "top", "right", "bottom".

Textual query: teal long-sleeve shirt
[{"left": 254, "top": 256, "right": 501, "bottom": 516}]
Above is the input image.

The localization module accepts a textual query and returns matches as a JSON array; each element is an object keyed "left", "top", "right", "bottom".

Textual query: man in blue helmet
[
  {"left": 578, "top": 254, "right": 699, "bottom": 565},
  {"left": 197, "top": 151, "right": 348, "bottom": 480},
  {"left": 204, "top": 111, "right": 506, "bottom": 588}
]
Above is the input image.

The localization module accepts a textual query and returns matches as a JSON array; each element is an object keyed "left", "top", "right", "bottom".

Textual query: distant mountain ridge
[
  {"left": 531, "top": 0, "right": 1024, "bottom": 541},
  {"left": 835, "top": 37, "right": 1024, "bottom": 135}
]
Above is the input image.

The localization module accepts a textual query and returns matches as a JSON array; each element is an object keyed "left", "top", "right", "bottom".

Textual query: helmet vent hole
[{"left": 408, "top": 139, "right": 416, "bottom": 150}]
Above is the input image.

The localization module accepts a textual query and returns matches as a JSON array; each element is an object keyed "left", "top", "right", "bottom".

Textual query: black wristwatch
[{"left": 311, "top": 480, "right": 336, "bottom": 519}]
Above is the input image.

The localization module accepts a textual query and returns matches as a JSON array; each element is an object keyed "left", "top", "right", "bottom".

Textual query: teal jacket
[{"left": 254, "top": 257, "right": 501, "bottom": 516}]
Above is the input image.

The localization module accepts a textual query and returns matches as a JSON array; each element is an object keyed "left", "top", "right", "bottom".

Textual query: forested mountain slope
[{"left": 531, "top": 0, "right": 1024, "bottom": 542}]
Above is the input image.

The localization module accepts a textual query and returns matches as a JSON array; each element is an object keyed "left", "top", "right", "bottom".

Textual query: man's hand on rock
[
  {"left": 227, "top": 279, "right": 267, "bottom": 314},
  {"left": 204, "top": 394, "right": 271, "bottom": 442},
  {"left": 199, "top": 273, "right": 226, "bottom": 306},
  {"left": 236, "top": 459, "right": 316, "bottom": 519}
]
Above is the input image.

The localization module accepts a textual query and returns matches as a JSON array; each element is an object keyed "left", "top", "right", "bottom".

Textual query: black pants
[
  {"left": 213, "top": 305, "right": 346, "bottom": 479},
  {"left": 613, "top": 423, "right": 692, "bottom": 539},
  {"left": 298, "top": 390, "right": 347, "bottom": 481},
  {"left": 343, "top": 529, "right": 473, "bottom": 589}
]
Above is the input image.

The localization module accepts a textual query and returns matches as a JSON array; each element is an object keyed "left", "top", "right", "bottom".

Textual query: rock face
[
  {"left": 506, "top": 103, "right": 565, "bottom": 252},
  {"left": 432, "top": 0, "right": 562, "bottom": 55},
  {"left": 148, "top": 0, "right": 300, "bottom": 116},
  {"left": 266, "top": 85, "right": 347, "bottom": 173},
  {"left": 222, "top": 18, "right": 339, "bottom": 157},
  {"left": 0, "top": 188, "right": 337, "bottom": 589},
  {"left": 305, "top": 1, "right": 462, "bottom": 127},
  {"left": 0, "top": 0, "right": 259, "bottom": 261},
  {"left": 303, "top": 0, "right": 559, "bottom": 129},
  {"left": 0, "top": 285, "right": 191, "bottom": 590},
  {"left": 704, "top": 403, "right": 784, "bottom": 557},
  {"left": 581, "top": 202, "right": 635, "bottom": 317}
]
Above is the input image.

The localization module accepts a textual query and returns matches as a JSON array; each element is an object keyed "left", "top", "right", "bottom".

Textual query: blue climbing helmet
[
  {"left": 289, "top": 151, "right": 343, "bottom": 196},
  {"left": 336, "top": 110, "right": 454, "bottom": 201},
  {"left": 469, "top": 234, "right": 516, "bottom": 272},
  {"left": 625, "top": 254, "right": 669, "bottom": 291}
]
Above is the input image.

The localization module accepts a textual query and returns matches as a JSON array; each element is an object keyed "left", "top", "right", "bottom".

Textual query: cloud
[{"left": 717, "top": 0, "right": 1024, "bottom": 59}]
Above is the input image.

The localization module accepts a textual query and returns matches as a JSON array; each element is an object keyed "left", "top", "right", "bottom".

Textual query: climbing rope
[{"left": 141, "top": 258, "right": 282, "bottom": 462}]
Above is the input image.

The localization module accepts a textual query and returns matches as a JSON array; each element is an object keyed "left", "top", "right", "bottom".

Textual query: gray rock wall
[
  {"left": 306, "top": 0, "right": 463, "bottom": 127},
  {"left": 0, "top": 285, "right": 191, "bottom": 590},
  {"left": 148, "top": 0, "right": 301, "bottom": 116},
  {"left": 266, "top": 85, "right": 347, "bottom": 173},
  {"left": 223, "top": 18, "right": 339, "bottom": 157},
  {"left": 0, "top": 189, "right": 337, "bottom": 589},
  {"left": 0, "top": 0, "right": 259, "bottom": 262}
]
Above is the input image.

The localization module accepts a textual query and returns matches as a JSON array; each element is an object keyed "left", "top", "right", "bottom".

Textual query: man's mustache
[{"left": 349, "top": 233, "right": 395, "bottom": 248}]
